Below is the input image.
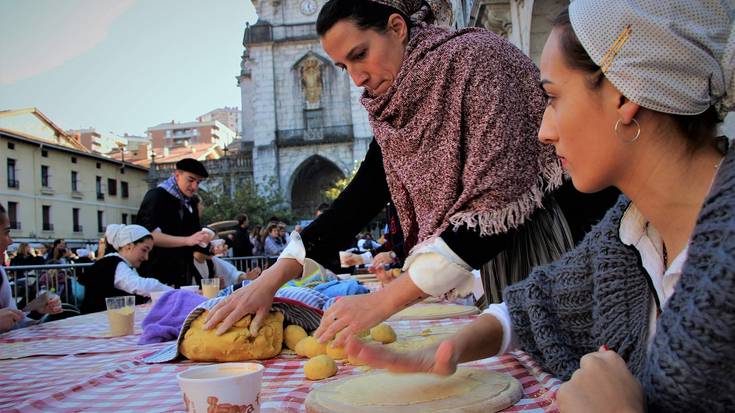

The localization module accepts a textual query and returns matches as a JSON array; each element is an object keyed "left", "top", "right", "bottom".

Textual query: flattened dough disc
[
  {"left": 389, "top": 304, "right": 480, "bottom": 320},
  {"left": 305, "top": 368, "right": 522, "bottom": 413}
]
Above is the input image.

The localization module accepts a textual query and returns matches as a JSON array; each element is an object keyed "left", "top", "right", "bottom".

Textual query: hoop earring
[{"left": 614, "top": 118, "right": 641, "bottom": 143}]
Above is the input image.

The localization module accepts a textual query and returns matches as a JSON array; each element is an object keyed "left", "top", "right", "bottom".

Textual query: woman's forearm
[
  {"left": 375, "top": 273, "right": 430, "bottom": 319},
  {"left": 449, "top": 314, "right": 504, "bottom": 363}
]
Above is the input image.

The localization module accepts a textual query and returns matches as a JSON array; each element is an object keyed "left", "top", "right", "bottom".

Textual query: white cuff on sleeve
[
  {"left": 360, "top": 251, "right": 373, "bottom": 266},
  {"left": 278, "top": 231, "right": 306, "bottom": 265},
  {"left": 405, "top": 237, "right": 474, "bottom": 297},
  {"left": 482, "top": 302, "right": 519, "bottom": 355}
]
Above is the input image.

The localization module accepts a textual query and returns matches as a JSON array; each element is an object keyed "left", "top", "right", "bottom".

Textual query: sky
[{"left": 0, "top": 0, "right": 258, "bottom": 136}]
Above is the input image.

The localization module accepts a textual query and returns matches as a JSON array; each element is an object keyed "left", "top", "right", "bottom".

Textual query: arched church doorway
[{"left": 290, "top": 156, "right": 344, "bottom": 219}]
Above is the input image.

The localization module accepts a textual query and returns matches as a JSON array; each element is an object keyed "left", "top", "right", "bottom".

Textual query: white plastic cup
[
  {"left": 150, "top": 290, "right": 167, "bottom": 304},
  {"left": 177, "top": 362, "right": 264, "bottom": 413},
  {"left": 180, "top": 285, "right": 200, "bottom": 294},
  {"left": 199, "top": 228, "right": 216, "bottom": 247},
  {"left": 338, "top": 251, "right": 350, "bottom": 268}
]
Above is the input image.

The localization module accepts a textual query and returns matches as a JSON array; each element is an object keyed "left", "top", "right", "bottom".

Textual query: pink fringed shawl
[{"left": 361, "top": 24, "right": 563, "bottom": 251}]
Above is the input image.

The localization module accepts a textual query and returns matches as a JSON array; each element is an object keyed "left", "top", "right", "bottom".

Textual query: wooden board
[
  {"left": 388, "top": 304, "right": 479, "bottom": 321},
  {"left": 305, "top": 368, "right": 522, "bottom": 413}
]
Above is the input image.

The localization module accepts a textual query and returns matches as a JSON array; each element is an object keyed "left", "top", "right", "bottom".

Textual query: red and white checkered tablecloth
[{"left": 0, "top": 308, "right": 561, "bottom": 412}]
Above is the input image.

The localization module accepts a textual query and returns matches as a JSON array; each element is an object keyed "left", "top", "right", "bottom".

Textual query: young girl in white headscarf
[{"left": 78, "top": 224, "right": 172, "bottom": 314}]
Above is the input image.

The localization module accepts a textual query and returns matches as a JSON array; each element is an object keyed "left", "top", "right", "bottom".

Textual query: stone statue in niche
[
  {"left": 300, "top": 57, "right": 323, "bottom": 109},
  {"left": 479, "top": 3, "right": 512, "bottom": 39}
]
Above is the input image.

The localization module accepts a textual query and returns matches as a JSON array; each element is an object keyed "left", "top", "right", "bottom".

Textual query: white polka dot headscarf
[{"left": 570, "top": 0, "right": 735, "bottom": 120}]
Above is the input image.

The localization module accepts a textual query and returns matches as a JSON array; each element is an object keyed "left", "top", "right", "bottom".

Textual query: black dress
[
  {"left": 136, "top": 187, "right": 201, "bottom": 287},
  {"left": 77, "top": 256, "right": 146, "bottom": 314}
]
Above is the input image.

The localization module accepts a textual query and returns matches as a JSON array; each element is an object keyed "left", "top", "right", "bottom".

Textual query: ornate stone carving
[
  {"left": 300, "top": 56, "right": 323, "bottom": 109},
  {"left": 478, "top": 2, "right": 513, "bottom": 39}
]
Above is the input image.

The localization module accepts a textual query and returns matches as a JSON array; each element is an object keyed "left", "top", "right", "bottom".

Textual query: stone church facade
[{"left": 239, "top": 0, "right": 569, "bottom": 219}]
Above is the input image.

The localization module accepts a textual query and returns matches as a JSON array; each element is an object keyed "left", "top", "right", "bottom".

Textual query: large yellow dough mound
[
  {"left": 181, "top": 310, "right": 284, "bottom": 361},
  {"left": 304, "top": 354, "right": 338, "bottom": 380}
]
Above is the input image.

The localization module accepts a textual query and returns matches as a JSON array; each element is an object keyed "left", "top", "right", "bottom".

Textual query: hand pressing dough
[
  {"left": 304, "top": 355, "right": 338, "bottom": 380},
  {"left": 370, "top": 323, "right": 397, "bottom": 344},
  {"left": 326, "top": 341, "right": 346, "bottom": 360},
  {"left": 284, "top": 324, "right": 308, "bottom": 350},
  {"left": 296, "top": 336, "right": 327, "bottom": 358},
  {"left": 305, "top": 368, "right": 523, "bottom": 413},
  {"left": 181, "top": 310, "right": 283, "bottom": 361}
]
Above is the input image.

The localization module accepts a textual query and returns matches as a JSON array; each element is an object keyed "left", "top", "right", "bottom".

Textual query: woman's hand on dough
[
  {"left": 345, "top": 335, "right": 458, "bottom": 376},
  {"left": 314, "top": 293, "right": 391, "bottom": 347}
]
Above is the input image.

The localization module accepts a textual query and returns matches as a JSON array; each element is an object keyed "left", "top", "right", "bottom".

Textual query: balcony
[
  {"left": 7, "top": 179, "right": 19, "bottom": 189},
  {"left": 276, "top": 125, "right": 354, "bottom": 148},
  {"left": 40, "top": 186, "right": 55, "bottom": 195},
  {"left": 73, "top": 225, "right": 83, "bottom": 233},
  {"left": 42, "top": 223, "right": 54, "bottom": 232},
  {"left": 244, "top": 22, "right": 317, "bottom": 45},
  {"left": 71, "top": 191, "right": 84, "bottom": 199},
  {"left": 9, "top": 221, "right": 20, "bottom": 230}
]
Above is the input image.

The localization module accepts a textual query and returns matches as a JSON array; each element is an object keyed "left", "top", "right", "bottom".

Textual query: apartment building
[{"left": 0, "top": 108, "right": 148, "bottom": 245}]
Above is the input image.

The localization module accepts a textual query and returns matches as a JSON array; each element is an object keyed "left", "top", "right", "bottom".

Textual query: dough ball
[
  {"left": 284, "top": 324, "right": 308, "bottom": 351},
  {"left": 325, "top": 341, "right": 346, "bottom": 360},
  {"left": 304, "top": 355, "right": 338, "bottom": 380},
  {"left": 347, "top": 354, "right": 367, "bottom": 366},
  {"left": 356, "top": 329, "right": 370, "bottom": 338},
  {"left": 370, "top": 323, "right": 396, "bottom": 344},
  {"left": 296, "top": 336, "right": 326, "bottom": 358},
  {"left": 295, "top": 337, "right": 308, "bottom": 357}
]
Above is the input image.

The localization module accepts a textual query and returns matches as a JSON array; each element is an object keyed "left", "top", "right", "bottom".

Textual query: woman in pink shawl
[{"left": 204, "top": 0, "right": 618, "bottom": 343}]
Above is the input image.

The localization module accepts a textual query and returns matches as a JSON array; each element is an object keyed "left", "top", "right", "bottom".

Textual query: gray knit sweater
[{"left": 505, "top": 146, "right": 735, "bottom": 412}]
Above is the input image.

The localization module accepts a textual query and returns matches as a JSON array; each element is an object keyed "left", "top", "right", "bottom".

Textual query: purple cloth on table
[{"left": 138, "top": 290, "right": 206, "bottom": 345}]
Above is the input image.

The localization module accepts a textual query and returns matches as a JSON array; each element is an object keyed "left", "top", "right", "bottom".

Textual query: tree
[
  {"left": 199, "top": 177, "right": 292, "bottom": 226},
  {"left": 323, "top": 163, "right": 359, "bottom": 201}
]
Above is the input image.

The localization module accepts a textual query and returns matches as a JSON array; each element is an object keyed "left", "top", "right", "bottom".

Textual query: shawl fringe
[{"left": 448, "top": 160, "right": 564, "bottom": 237}]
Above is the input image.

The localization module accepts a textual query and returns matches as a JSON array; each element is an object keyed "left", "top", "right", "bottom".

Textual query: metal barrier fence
[
  {"left": 4, "top": 263, "right": 92, "bottom": 310},
  {"left": 4, "top": 256, "right": 278, "bottom": 311}
]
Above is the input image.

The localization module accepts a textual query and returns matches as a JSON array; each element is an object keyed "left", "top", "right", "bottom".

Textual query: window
[
  {"left": 41, "top": 149, "right": 48, "bottom": 157},
  {"left": 107, "top": 178, "right": 117, "bottom": 196},
  {"left": 71, "top": 171, "right": 79, "bottom": 192},
  {"left": 97, "top": 210, "right": 105, "bottom": 233},
  {"left": 131, "top": 214, "right": 138, "bottom": 224},
  {"left": 71, "top": 157, "right": 77, "bottom": 164},
  {"left": 73, "top": 208, "right": 82, "bottom": 232},
  {"left": 122, "top": 213, "right": 128, "bottom": 225},
  {"left": 96, "top": 176, "right": 104, "bottom": 200},
  {"left": 121, "top": 181, "right": 129, "bottom": 198},
  {"left": 8, "top": 202, "right": 19, "bottom": 230},
  {"left": 42, "top": 205, "right": 52, "bottom": 231},
  {"left": 7, "top": 159, "right": 18, "bottom": 189},
  {"left": 96, "top": 162, "right": 101, "bottom": 169},
  {"left": 41, "top": 165, "right": 50, "bottom": 187},
  {"left": 7, "top": 142, "right": 14, "bottom": 150}
]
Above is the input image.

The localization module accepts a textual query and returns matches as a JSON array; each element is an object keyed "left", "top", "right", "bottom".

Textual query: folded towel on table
[{"left": 138, "top": 290, "right": 207, "bottom": 345}]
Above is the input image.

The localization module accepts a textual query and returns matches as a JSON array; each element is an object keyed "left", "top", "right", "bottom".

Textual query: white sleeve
[
  {"left": 482, "top": 302, "right": 519, "bottom": 355},
  {"left": 278, "top": 231, "right": 306, "bottom": 265},
  {"left": 0, "top": 268, "right": 16, "bottom": 310},
  {"left": 212, "top": 257, "right": 241, "bottom": 287},
  {"left": 360, "top": 252, "right": 373, "bottom": 266},
  {"left": 405, "top": 237, "right": 474, "bottom": 298},
  {"left": 113, "top": 262, "right": 173, "bottom": 297}
]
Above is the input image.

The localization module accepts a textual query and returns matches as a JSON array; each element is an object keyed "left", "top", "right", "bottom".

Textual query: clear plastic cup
[
  {"left": 105, "top": 296, "right": 135, "bottom": 336},
  {"left": 201, "top": 278, "right": 220, "bottom": 299}
]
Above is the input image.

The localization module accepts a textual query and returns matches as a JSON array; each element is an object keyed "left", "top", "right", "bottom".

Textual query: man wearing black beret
[{"left": 135, "top": 158, "right": 213, "bottom": 287}]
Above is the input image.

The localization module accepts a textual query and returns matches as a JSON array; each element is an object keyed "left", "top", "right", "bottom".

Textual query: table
[{"left": 0, "top": 305, "right": 561, "bottom": 412}]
